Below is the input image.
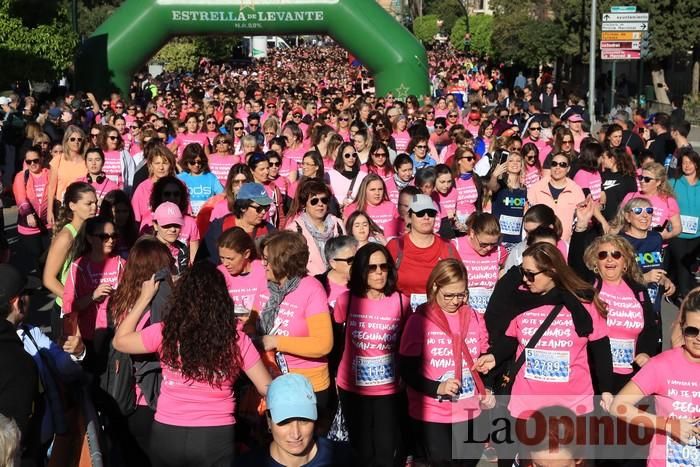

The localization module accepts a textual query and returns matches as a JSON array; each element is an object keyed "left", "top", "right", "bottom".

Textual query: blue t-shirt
[
  {"left": 491, "top": 181, "right": 527, "bottom": 244},
  {"left": 177, "top": 171, "right": 223, "bottom": 215}
]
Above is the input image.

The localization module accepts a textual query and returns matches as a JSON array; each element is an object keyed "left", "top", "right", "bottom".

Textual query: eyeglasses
[
  {"left": 249, "top": 204, "right": 269, "bottom": 214},
  {"left": 189, "top": 160, "right": 203, "bottom": 166},
  {"left": 25, "top": 158, "right": 41, "bottom": 165},
  {"left": 333, "top": 256, "right": 354, "bottom": 264},
  {"left": 529, "top": 127, "right": 541, "bottom": 132},
  {"left": 269, "top": 161, "right": 281, "bottom": 167},
  {"left": 368, "top": 263, "right": 389, "bottom": 273},
  {"left": 551, "top": 161, "right": 569, "bottom": 168},
  {"left": 597, "top": 250, "right": 623, "bottom": 260},
  {"left": 91, "top": 232, "right": 119, "bottom": 241},
  {"left": 344, "top": 152, "right": 358, "bottom": 159},
  {"left": 441, "top": 291, "right": 467, "bottom": 302},
  {"left": 108, "top": 135, "right": 119, "bottom": 141},
  {"left": 520, "top": 266, "right": 548, "bottom": 282},
  {"left": 638, "top": 175, "right": 656, "bottom": 183},
  {"left": 631, "top": 206, "right": 654, "bottom": 215},
  {"left": 412, "top": 209, "right": 437, "bottom": 218},
  {"left": 69, "top": 137, "right": 83, "bottom": 142},
  {"left": 682, "top": 326, "right": 700, "bottom": 338},
  {"left": 309, "top": 196, "right": 329, "bottom": 206}
]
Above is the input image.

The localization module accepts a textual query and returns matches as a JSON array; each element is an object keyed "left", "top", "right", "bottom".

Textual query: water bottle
[{"left": 664, "top": 154, "right": 673, "bottom": 174}]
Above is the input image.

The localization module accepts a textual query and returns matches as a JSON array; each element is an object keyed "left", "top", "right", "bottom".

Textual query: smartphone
[
  {"left": 652, "top": 220, "right": 669, "bottom": 233},
  {"left": 499, "top": 150, "right": 510, "bottom": 164}
]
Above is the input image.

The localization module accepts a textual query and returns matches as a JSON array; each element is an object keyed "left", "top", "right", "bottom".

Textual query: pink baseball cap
[
  {"left": 567, "top": 113, "right": 584, "bottom": 122},
  {"left": 153, "top": 202, "right": 183, "bottom": 226}
]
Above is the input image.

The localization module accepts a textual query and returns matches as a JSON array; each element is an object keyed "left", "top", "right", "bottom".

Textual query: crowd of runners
[{"left": 0, "top": 45, "right": 699, "bottom": 467}]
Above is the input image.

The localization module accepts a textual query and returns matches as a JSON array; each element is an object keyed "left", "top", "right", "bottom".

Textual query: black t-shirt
[
  {"left": 621, "top": 130, "right": 644, "bottom": 159},
  {"left": 601, "top": 171, "right": 637, "bottom": 220},
  {"left": 492, "top": 180, "right": 527, "bottom": 244},
  {"left": 649, "top": 132, "right": 676, "bottom": 165},
  {"left": 236, "top": 437, "right": 354, "bottom": 467}
]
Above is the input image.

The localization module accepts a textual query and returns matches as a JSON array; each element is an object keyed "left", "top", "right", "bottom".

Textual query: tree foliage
[
  {"left": 450, "top": 14, "right": 493, "bottom": 56},
  {"left": 0, "top": 0, "right": 78, "bottom": 86},
  {"left": 425, "top": 0, "right": 465, "bottom": 33},
  {"left": 412, "top": 14, "right": 440, "bottom": 44}
]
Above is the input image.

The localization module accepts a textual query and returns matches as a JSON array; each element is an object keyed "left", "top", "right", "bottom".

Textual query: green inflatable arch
[{"left": 77, "top": 0, "right": 429, "bottom": 98}]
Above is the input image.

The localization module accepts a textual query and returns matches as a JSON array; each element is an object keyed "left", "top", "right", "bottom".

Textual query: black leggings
[
  {"left": 338, "top": 388, "right": 405, "bottom": 467},
  {"left": 668, "top": 236, "right": 700, "bottom": 298},
  {"left": 411, "top": 416, "right": 484, "bottom": 467},
  {"left": 18, "top": 231, "right": 50, "bottom": 275},
  {"left": 150, "top": 422, "right": 235, "bottom": 467}
]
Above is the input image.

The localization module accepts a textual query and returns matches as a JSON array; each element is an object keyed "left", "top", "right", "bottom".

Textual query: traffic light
[{"left": 640, "top": 31, "right": 653, "bottom": 59}]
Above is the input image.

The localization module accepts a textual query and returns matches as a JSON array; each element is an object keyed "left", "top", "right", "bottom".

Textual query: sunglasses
[
  {"left": 25, "top": 158, "right": 41, "bottom": 165},
  {"left": 309, "top": 196, "right": 329, "bottom": 206},
  {"left": 434, "top": 124, "right": 445, "bottom": 129},
  {"left": 233, "top": 126, "right": 244, "bottom": 130},
  {"left": 413, "top": 209, "right": 437, "bottom": 219},
  {"left": 631, "top": 206, "right": 654, "bottom": 215},
  {"left": 90, "top": 133, "right": 100, "bottom": 138},
  {"left": 207, "top": 120, "right": 216, "bottom": 124},
  {"left": 530, "top": 127, "right": 541, "bottom": 131},
  {"left": 368, "top": 263, "right": 389, "bottom": 273},
  {"left": 460, "top": 156, "right": 476, "bottom": 162},
  {"left": 266, "top": 104, "right": 276, "bottom": 108},
  {"left": 69, "top": 137, "right": 83, "bottom": 142},
  {"left": 339, "top": 117, "right": 350, "bottom": 121},
  {"left": 189, "top": 160, "right": 203, "bottom": 166},
  {"left": 448, "top": 114, "right": 458, "bottom": 118},
  {"left": 344, "top": 152, "right": 358, "bottom": 159},
  {"left": 249, "top": 204, "right": 269, "bottom": 214},
  {"left": 91, "top": 232, "right": 119, "bottom": 241},
  {"left": 597, "top": 250, "right": 623, "bottom": 260},
  {"left": 415, "top": 145, "right": 428, "bottom": 149},
  {"left": 638, "top": 175, "right": 656, "bottom": 183},
  {"left": 373, "top": 152, "right": 388, "bottom": 157},
  {"left": 333, "top": 256, "right": 355, "bottom": 264},
  {"left": 269, "top": 161, "right": 281, "bottom": 167},
  {"left": 683, "top": 326, "right": 700, "bottom": 338},
  {"left": 216, "top": 140, "right": 230, "bottom": 145},
  {"left": 551, "top": 161, "right": 569, "bottom": 168},
  {"left": 293, "top": 113, "right": 302, "bottom": 118},
  {"left": 562, "top": 139, "right": 573, "bottom": 144},
  {"left": 520, "top": 266, "right": 547, "bottom": 282},
  {"left": 108, "top": 135, "right": 119, "bottom": 140}
]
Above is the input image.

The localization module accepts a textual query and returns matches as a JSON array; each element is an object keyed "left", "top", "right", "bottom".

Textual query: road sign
[
  {"left": 601, "top": 31, "right": 642, "bottom": 40},
  {"left": 600, "top": 41, "right": 641, "bottom": 50},
  {"left": 601, "top": 49, "right": 640, "bottom": 60},
  {"left": 611, "top": 5, "right": 637, "bottom": 13},
  {"left": 602, "top": 13, "right": 649, "bottom": 22},
  {"left": 602, "top": 22, "right": 648, "bottom": 31}
]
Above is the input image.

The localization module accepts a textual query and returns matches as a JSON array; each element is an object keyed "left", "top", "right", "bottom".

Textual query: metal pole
[
  {"left": 610, "top": 60, "right": 616, "bottom": 114},
  {"left": 588, "top": 0, "right": 596, "bottom": 124}
]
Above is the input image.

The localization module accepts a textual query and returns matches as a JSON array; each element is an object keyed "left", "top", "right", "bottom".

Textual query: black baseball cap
[{"left": 0, "top": 264, "right": 41, "bottom": 304}]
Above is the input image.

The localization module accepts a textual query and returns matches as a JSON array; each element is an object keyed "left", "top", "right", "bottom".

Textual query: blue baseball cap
[
  {"left": 266, "top": 374, "right": 317, "bottom": 424},
  {"left": 237, "top": 182, "right": 272, "bottom": 205}
]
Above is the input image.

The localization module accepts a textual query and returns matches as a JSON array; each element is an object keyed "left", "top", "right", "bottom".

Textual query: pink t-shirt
[
  {"left": 16, "top": 171, "right": 48, "bottom": 236},
  {"left": 392, "top": 131, "right": 411, "bottom": 153},
  {"left": 218, "top": 260, "right": 267, "bottom": 316},
  {"left": 632, "top": 347, "right": 700, "bottom": 467},
  {"left": 453, "top": 238, "right": 506, "bottom": 314},
  {"left": 278, "top": 157, "right": 297, "bottom": 179},
  {"left": 399, "top": 307, "right": 489, "bottom": 423},
  {"left": 333, "top": 292, "right": 410, "bottom": 396},
  {"left": 209, "top": 198, "right": 231, "bottom": 221},
  {"left": 505, "top": 302, "right": 608, "bottom": 419},
  {"left": 384, "top": 176, "right": 404, "bottom": 206},
  {"left": 285, "top": 145, "right": 307, "bottom": 166},
  {"left": 208, "top": 154, "right": 241, "bottom": 186},
  {"left": 78, "top": 176, "right": 119, "bottom": 202},
  {"left": 598, "top": 281, "right": 645, "bottom": 375},
  {"left": 573, "top": 170, "right": 602, "bottom": 201},
  {"left": 255, "top": 276, "right": 330, "bottom": 371},
  {"left": 62, "top": 255, "right": 125, "bottom": 340},
  {"left": 174, "top": 132, "right": 210, "bottom": 158},
  {"left": 345, "top": 201, "right": 400, "bottom": 239},
  {"left": 524, "top": 166, "right": 541, "bottom": 189},
  {"left": 454, "top": 177, "right": 479, "bottom": 221},
  {"left": 432, "top": 188, "right": 458, "bottom": 219},
  {"left": 102, "top": 150, "right": 125, "bottom": 188},
  {"left": 622, "top": 192, "right": 680, "bottom": 229},
  {"left": 327, "top": 279, "right": 348, "bottom": 310},
  {"left": 131, "top": 178, "right": 154, "bottom": 223},
  {"left": 140, "top": 323, "right": 260, "bottom": 427}
]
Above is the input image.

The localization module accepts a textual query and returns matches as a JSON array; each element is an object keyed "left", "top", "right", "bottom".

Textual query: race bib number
[
  {"left": 524, "top": 348, "right": 570, "bottom": 382},
  {"left": 410, "top": 294, "right": 428, "bottom": 312},
  {"left": 354, "top": 354, "right": 395, "bottom": 387},
  {"left": 468, "top": 287, "right": 492, "bottom": 314},
  {"left": 439, "top": 370, "right": 476, "bottom": 400},
  {"left": 666, "top": 427, "right": 700, "bottom": 467},
  {"left": 499, "top": 215, "right": 523, "bottom": 237},
  {"left": 681, "top": 215, "right": 699, "bottom": 235},
  {"left": 610, "top": 338, "right": 635, "bottom": 369}
]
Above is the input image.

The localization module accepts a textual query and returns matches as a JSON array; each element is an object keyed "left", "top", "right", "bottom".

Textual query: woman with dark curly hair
[
  {"left": 113, "top": 261, "right": 271, "bottom": 466},
  {"left": 255, "top": 231, "right": 333, "bottom": 413}
]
